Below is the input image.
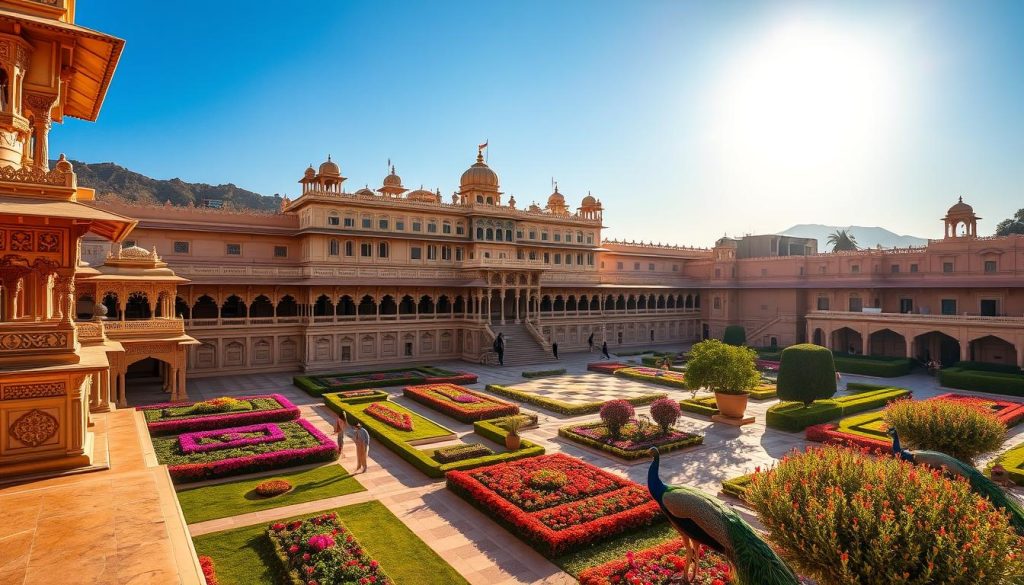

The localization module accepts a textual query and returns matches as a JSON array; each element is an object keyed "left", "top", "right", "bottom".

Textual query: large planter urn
[
  {"left": 505, "top": 433, "right": 521, "bottom": 451},
  {"left": 714, "top": 392, "right": 749, "bottom": 419}
]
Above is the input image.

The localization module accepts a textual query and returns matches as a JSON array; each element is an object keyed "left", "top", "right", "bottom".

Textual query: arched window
[
  {"left": 486, "top": 197, "right": 493, "bottom": 204},
  {"left": 0, "top": 68, "right": 9, "bottom": 112},
  {"left": 399, "top": 295, "right": 415, "bottom": 315},
  {"left": 329, "top": 239, "right": 339, "bottom": 256},
  {"left": 437, "top": 295, "right": 452, "bottom": 313},
  {"left": 476, "top": 227, "right": 484, "bottom": 240},
  {"left": 357, "top": 295, "right": 376, "bottom": 316},
  {"left": 328, "top": 212, "right": 340, "bottom": 226},
  {"left": 540, "top": 296, "right": 552, "bottom": 312},
  {"left": 276, "top": 295, "right": 298, "bottom": 317},
  {"left": 221, "top": 295, "right": 246, "bottom": 318},
  {"left": 453, "top": 295, "right": 465, "bottom": 313},
  {"left": 124, "top": 292, "right": 150, "bottom": 320},
  {"left": 175, "top": 296, "right": 190, "bottom": 319},
  {"left": 378, "top": 242, "right": 389, "bottom": 258},
  {"left": 418, "top": 295, "right": 434, "bottom": 314},
  {"left": 476, "top": 195, "right": 483, "bottom": 203},
  {"left": 192, "top": 295, "right": 218, "bottom": 319},
  {"left": 313, "top": 295, "right": 333, "bottom": 316},
  {"left": 250, "top": 295, "right": 274, "bottom": 318},
  {"left": 336, "top": 295, "right": 356, "bottom": 316},
  {"left": 486, "top": 228, "right": 494, "bottom": 240},
  {"left": 375, "top": 295, "right": 394, "bottom": 315},
  {"left": 345, "top": 241, "right": 354, "bottom": 256}
]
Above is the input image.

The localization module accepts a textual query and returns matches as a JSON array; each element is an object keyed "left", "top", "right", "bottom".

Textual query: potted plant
[
  {"left": 684, "top": 339, "right": 760, "bottom": 419},
  {"left": 499, "top": 415, "right": 525, "bottom": 450}
]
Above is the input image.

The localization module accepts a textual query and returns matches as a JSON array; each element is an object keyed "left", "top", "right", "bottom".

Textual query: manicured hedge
[
  {"left": 749, "top": 383, "right": 777, "bottom": 400},
  {"left": 323, "top": 389, "right": 391, "bottom": 405},
  {"left": 722, "top": 325, "right": 746, "bottom": 346},
  {"left": 940, "top": 367, "right": 1024, "bottom": 397},
  {"left": 557, "top": 422, "right": 703, "bottom": 460},
  {"left": 403, "top": 384, "right": 519, "bottom": 423},
  {"left": 294, "top": 366, "right": 478, "bottom": 396},
  {"left": 991, "top": 443, "right": 1024, "bottom": 486},
  {"left": 140, "top": 394, "right": 301, "bottom": 436},
  {"left": 522, "top": 368, "right": 568, "bottom": 379},
  {"left": 324, "top": 393, "right": 543, "bottom": 478},
  {"left": 679, "top": 395, "right": 719, "bottom": 417},
  {"left": 777, "top": 344, "right": 837, "bottom": 406},
  {"left": 833, "top": 355, "right": 912, "bottom": 377},
  {"left": 721, "top": 474, "right": 753, "bottom": 500},
  {"left": 844, "top": 382, "right": 891, "bottom": 393},
  {"left": 765, "top": 387, "right": 910, "bottom": 432},
  {"left": 614, "top": 366, "right": 688, "bottom": 389},
  {"left": 485, "top": 383, "right": 666, "bottom": 416},
  {"left": 954, "top": 361, "right": 1022, "bottom": 375}
]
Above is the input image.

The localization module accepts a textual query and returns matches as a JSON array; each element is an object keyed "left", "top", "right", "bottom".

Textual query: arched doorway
[
  {"left": 868, "top": 329, "right": 906, "bottom": 358},
  {"left": 831, "top": 327, "right": 863, "bottom": 354},
  {"left": 812, "top": 328, "right": 824, "bottom": 346},
  {"left": 969, "top": 335, "right": 1018, "bottom": 367},
  {"left": 123, "top": 356, "right": 175, "bottom": 406},
  {"left": 914, "top": 331, "right": 961, "bottom": 366}
]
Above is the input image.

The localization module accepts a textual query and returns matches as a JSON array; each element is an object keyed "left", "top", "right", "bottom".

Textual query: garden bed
[
  {"left": 587, "top": 362, "right": 630, "bottom": 375},
  {"left": 577, "top": 539, "right": 731, "bottom": 585},
  {"left": 940, "top": 367, "right": 1024, "bottom": 397},
  {"left": 522, "top": 368, "right": 568, "bottom": 379},
  {"left": 403, "top": 383, "right": 519, "bottom": 423},
  {"left": 267, "top": 512, "right": 391, "bottom": 585},
  {"left": 614, "top": 366, "right": 688, "bottom": 389},
  {"left": 446, "top": 453, "right": 663, "bottom": 557},
  {"left": 832, "top": 353, "right": 913, "bottom": 377},
  {"left": 720, "top": 473, "right": 754, "bottom": 500},
  {"left": 679, "top": 395, "right": 719, "bottom": 417},
  {"left": 324, "top": 392, "right": 542, "bottom": 478},
  {"left": 558, "top": 419, "right": 702, "bottom": 460},
  {"left": 485, "top": 383, "right": 666, "bottom": 416},
  {"left": 140, "top": 394, "right": 300, "bottom": 436},
  {"left": 153, "top": 419, "right": 337, "bottom": 483},
  {"left": 294, "top": 366, "right": 478, "bottom": 396},
  {"left": 765, "top": 387, "right": 910, "bottom": 432},
  {"left": 991, "top": 443, "right": 1024, "bottom": 486}
]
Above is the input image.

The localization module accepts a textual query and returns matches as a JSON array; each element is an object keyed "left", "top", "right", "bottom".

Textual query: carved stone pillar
[{"left": 24, "top": 93, "right": 56, "bottom": 172}]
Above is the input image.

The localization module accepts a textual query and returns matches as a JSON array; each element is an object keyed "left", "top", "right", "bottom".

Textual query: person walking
[
  {"left": 587, "top": 333, "right": 595, "bottom": 353},
  {"left": 353, "top": 421, "right": 370, "bottom": 473},
  {"left": 494, "top": 332, "right": 505, "bottom": 366},
  {"left": 334, "top": 411, "right": 347, "bottom": 458},
  {"left": 551, "top": 339, "right": 559, "bottom": 360},
  {"left": 601, "top": 340, "right": 611, "bottom": 360}
]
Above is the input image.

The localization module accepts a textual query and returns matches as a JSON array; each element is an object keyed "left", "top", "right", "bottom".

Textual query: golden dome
[
  {"left": 947, "top": 196, "right": 974, "bottom": 215},
  {"left": 119, "top": 245, "right": 153, "bottom": 259},
  {"left": 319, "top": 155, "right": 341, "bottom": 177},
  {"left": 460, "top": 151, "right": 499, "bottom": 190},
  {"left": 382, "top": 164, "right": 403, "bottom": 187},
  {"left": 303, "top": 165, "right": 316, "bottom": 179},
  {"left": 355, "top": 188, "right": 375, "bottom": 197},
  {"left": 406, "top": 189, "right": 437, "bottom": 202},
  {"left": 547, "top": 187, "right": 565, "bottom": 206},
  {"left": 581, "top": 193, "right": 597, "bottom": 206}
]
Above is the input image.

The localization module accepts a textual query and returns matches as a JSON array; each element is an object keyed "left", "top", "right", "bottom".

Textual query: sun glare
[{"left": 710, "top": 18, "right": 901, "bottom": 170}]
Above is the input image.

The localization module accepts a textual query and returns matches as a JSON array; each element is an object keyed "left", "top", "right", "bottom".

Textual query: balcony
[
  {"left": 808, "top": 310, "right": 1024, "bottom": 326},
  {"left": 101, "top": 318, "right": 186, "bottom": 339}
]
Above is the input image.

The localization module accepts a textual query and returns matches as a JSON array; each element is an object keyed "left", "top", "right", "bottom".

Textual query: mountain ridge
[{"left": 778, "top": 224, "right": 928, "bottom": 249}]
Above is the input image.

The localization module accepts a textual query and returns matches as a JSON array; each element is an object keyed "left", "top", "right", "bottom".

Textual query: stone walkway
[{"left": 171, "top": 347, "right": 1024, "bottom": 584}]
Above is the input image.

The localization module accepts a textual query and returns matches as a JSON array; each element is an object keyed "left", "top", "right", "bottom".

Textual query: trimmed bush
[
  {"left": 683, "top": 339, "right": 760, "bottom": 396},
  {"left": 776, "top": 343, "right": 836, "bottom": 406},
  {"left": 833, "top": 354, "right": 912, "bottom": 377},
  {"left": 884, "top": 398, "right": 1005, "bottom": 463},
  {"left": 433, "top": 443, "right": 495, "bottom": 464},
  {"left": 720, "top": 474, "right": 753, "bottom": 500},
  {"left": 722, "top": 325, "right": 746, "bottom": 346},
  {"left": 253, "top": 479, "right": 292, "bottom": 497},
  {"left": 746, "top": 445, "right": 1024, "bottom": 584},
  {"left": 649, "top": 398, "right": 681, "bottom": 433},
  {"left": 844, "top": 382, "right": 890, "bottom": 393},
  {"left": 600, "top": 400, "right": 635, "bottom": 439},
  {"left": 766, "top": 387, "right": 910, "bottom": 432},
  {"left": 522, "top": 368, "right": 567, "bottom": 379},
  {"left": 954, "top": 360, "right": 1022, "bottom": 375},
  {"left": 679, "top": 395, "right": 719, "bottom": 417},
  {"left": 940, "top": 367, "right": 1024, "bottom": 397}
]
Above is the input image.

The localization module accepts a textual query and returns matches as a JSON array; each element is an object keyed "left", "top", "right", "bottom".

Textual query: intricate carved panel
[
  {"left": 125, "top": 342, "right": 174, "bottom": 355},
  {"left": 10, "top": 230, "right": 32, "bottom": 252},
  {"left": 9, "top": 409, "right": 59, "bottom": 447},
  {"left": 37, "top": 231, "right": 60, "bottom": 253},
  {"left": 0, "top": 332, "right": 68, "bottom": 350},
  {"left": 0, "top": 165, "right": 70, "bottom": 186},
  {"left": 2, "top": 381, "right": 66, "bottom": 400}
]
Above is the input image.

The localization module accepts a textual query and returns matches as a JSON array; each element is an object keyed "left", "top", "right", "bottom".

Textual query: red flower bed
[
  {"left": 199, "top": 555, "right": 218, "bottom": 585},
  {"left": 805, "top": 422, "right": 891, "bottom": 452},
  {"left": 365, "top": 402, "right": 413, "bottom": 431},
  {"left": 931, "top": 393, "right": 1024, "bottom": 427},
  {"left": 267, "top": 512, "right": 391, "bottom": 584},
  {"left": 578, "top": 539, "right": 732, "bottom": 585},
  {"left": 404, "top": 384, "right": 519, "bottom": 423},
  {"left": 423, "top": 373, "right": 479, "bottom": 385},
  {"left": 446, "top": 453, "right": 662, "bottom": 557},
  {"left": 587, "top": 362, "right": 629, "bottom": 375}
]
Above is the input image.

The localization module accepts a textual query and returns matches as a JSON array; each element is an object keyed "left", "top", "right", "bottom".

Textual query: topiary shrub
[
  {"left": 883, "top": 398, "right": 1005, "bottom": 463},
  {"left": 746, "top": 445, "right": 1024, "bottom": 584},
  {"left": 683, "top": 339, "right": 760, "bottom": 398},
  {"left": 649, "top": 398, "right": 681, "bottom": 434},
  {"left": 722, "top": 325, "right": 746, "bottom": 346},
  {"left": 776, "top": 343, "right": 836, "bottom": 407},
  {"left": 253, "top": 479, "right": 293, "bottom": 497},
  {"left": 599, "top": 399, "right": 635, "bottom": 439}
]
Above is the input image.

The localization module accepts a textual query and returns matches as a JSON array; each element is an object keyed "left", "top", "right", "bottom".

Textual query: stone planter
[
  {"left": 505, "top": 433, "right": 521, "bottom": 451},
  {"left": 714, "top": 392, "right": 750, "bottom": 419}
]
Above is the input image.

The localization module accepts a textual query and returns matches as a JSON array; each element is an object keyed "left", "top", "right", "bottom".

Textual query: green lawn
[
  {"left": 177, "top": 464, "right": 364, "bottom": 524},
  {"left": 338, "top": 399, "right": 455, "bottom": 442},
  {"left": 193, "top": 500, "right": 468, "bottom": 585},
  {"left": 553, "top": 523, "right": 677, "bottom": 577}
]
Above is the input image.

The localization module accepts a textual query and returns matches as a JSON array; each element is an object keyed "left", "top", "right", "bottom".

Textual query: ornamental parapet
[
  {"left": 808, "top": 310, "right": 1024, "bottom": 325},
  {"left": 103, "top": 318, "right": 185, "bottom": 338}
]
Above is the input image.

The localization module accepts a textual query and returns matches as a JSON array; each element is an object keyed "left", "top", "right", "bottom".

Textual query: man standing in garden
[
  {"left": 601, "top": 340, "right": 611, "bottom": 360},
  {"left": 587, "top": 332, "right": 595, "bottom": 352},
  {"left": 494, "top": 332, "right": 505, "bottom": 366},
  {"left": 334, "top": 411, "right": 347, "bottom": 458},
  {"left": 552, "top": 339, "right": 559, "bottom": 359},
  {"left": 353, "top": 421, "right": 370, "bottom": 473}
]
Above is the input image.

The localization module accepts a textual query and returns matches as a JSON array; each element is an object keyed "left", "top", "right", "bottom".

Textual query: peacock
[
  {"left": 647, "top": 447, "right": 799, "bottom": 584},
  {"left": 887, "top": 427, "right": 1024, "bottom": 535}
]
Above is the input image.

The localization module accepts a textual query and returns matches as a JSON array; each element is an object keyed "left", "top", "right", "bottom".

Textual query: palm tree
[{"left": 826, "top": 229, "right": 858, "bottom": 252}]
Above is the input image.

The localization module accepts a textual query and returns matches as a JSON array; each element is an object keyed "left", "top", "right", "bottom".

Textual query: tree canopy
[
  {"left": 826, "top": 229, "right": 859, "bottom": 252},
  {"left": 683, "top": 339, "right": 760, "bottom": 396},
  {"left": 995, "top": 209, "right": 1024, "bottom": 236}
]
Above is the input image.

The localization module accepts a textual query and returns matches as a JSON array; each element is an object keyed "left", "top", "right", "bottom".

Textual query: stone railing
[
  {"left": 103, "top": 319, "right": 186, "bottom": 337},
  {"left": 808, "top": 310, "right": 1024, "bottom": 325},
  {"left": 75, "top": 321, "right": 105, "bottom": 343}
]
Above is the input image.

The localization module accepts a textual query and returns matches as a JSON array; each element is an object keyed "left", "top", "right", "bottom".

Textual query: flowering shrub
[
  {"left": 560, "top": 420, "right": 703, "bottom": 460},
  {"left": 267, "top": 512, "right": 391, "bottom": 584},
  {"left": 745, "top": 445, "right": 1024, "bottom": 584},
  {"left": 199, "top": 555, "right": 218, "bottom": 585},
  {"left": 615, "top": 366, "right": 688, "bottom": 389},
  {"left": 433, "top": 442, "right": 494, "bottom": 464},
  {"left": 930, "top": 392, "right": 1024, "bottom": 427},
  {"left": 141, "top": 394, "right": 300, "bottom": 435},
  {"left": 188, "top": 396, "right": 252, "bottom": 415},
  {"left": 884, "top": 398, "right": 1005, "bottom": 463},
  {"left": 364, "top": 402, "right": 414, "bottom": 431},
  {"left": 157, "top": 419, "right": 337, "bottom": 483},
  {"left": 578, "top": 539, "right": 731, "bottom": 585},
  {"left": 404, "top": 384, "right": 519, "bottom": 423},
  {"left": 446, "top": 453, "right": 662, "bottom": 556},
  {"left": 338, "top": 389, "right": 378, "bottom": 398},
  {"left": 254, "top": 479, "right": 293, "bottom": 497},
  {"left": 650, "top": 398, "right": 681, "bottom": 433},
  {"left": 587, "top": 362, "right": 630, "bottom": 375},
  {"left": 600, "top": 400, "right": 635, "bottom": 439},
  {"left": 178, "top": 423, "right": 286, "bottom": 454}
]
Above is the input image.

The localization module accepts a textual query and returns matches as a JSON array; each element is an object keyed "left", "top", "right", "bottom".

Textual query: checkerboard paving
[{"left": 500, "top": 373, "right": 671, "bottom": 405}]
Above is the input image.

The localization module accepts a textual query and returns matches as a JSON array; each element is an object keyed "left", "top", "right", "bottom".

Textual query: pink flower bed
[
  {"left": 141, "top": 394, "right": 300, "bottom": 435},
  {"left": 587, "top": 362, "right": 629, "bottom": 375},
  {"left": 756, "top": 359, "right": 780, "bottom": 372},
  {"left": 365, "top": 402, "right": 414, "bottom": 431},
  {"left": 178, "top": 423, "right": 286, "bottom": 454},
  {"left": 168, "top": 419, "right": 337, "bottom": 483}
]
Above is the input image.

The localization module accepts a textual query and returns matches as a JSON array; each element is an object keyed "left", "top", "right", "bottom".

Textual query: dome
[
  {"left": 581, "top": 194, "right": 597, "bottom": 207},
  {"left": 119, "top": 245, "right": 153, "bottom": 259},
  {"left": 303, "top": 165, "right": 315, "bottom": 179},
  {"left": 406, "top": 189, "right": 436, "bottom": 202},
  {"left": 355, "top": 188, "right": 375, "bottom": 197},
  {"left": 383, "top": 173, "right": 402, "bottom": 187},
  {"left": 947, "top": 196, "right": 974, "bottom": 215},
  {"left": 319, "top": 155, "right": 341, "bottom": 177},
  {"left": 547, "top": 188, "right": 565, "bottom": 206},
  {"left": 460, "top": 152, "right": 499, "bottom": 189}
]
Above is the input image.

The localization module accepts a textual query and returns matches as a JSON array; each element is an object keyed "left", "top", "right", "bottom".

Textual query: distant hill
[
  {"left": 65, "top": 160, "right": 282, "bottom": 211},
  {"left": 779, "top": 224, "right": 927, "bottom": 249}
]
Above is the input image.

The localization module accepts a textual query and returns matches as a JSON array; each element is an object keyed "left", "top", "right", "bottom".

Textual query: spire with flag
[{"left": 478, "top": 140, "right": 488, "bottom": 162}]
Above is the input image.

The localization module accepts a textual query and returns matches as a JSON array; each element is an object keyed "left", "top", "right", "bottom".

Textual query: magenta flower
[{"left": 307, "top": 534, "right": 336, "bottom": 552}]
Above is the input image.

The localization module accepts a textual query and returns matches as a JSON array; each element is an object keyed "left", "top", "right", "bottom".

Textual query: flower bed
[
  {"left": 578, "top": 539, "right": 731, "bottom": 585},
  {"left": 267, "top": 512, "right": 392, "bottom": 585},
  {"left": 749, "top": 382, "right": 777, "bottom": 400},
  {"left": 153, "top": 419, "right": 337, "bottom": 483},
  {"left": 522, "top": 368, "right": 568, "bottom": 379},
  {"left": 755, "top": 359, "right": 780, "bottom": 373},
  {"left": 404, "top": 384, "right": 519, "bottom": 423},
  {"left": 766, "top": 387, "right": 910, "bottom": 432},
  {"left": 433, "top": 443, "right": 494, "bottom": 464},
  {"left": 485, "top": 383, "right": 666, "bottom": 416},
  {"left": 614, "top": 366, "right": 688, "bottom": 389},
  {"left": 931, "top": 392, "right": 1024, "bottom": 427},
  {"left": 140, "top": 394, "right": 300, "bottom": 435},
  {"left": 558, "top": 420, "right": 703, "bottom": 460},
  {"left": 446, "top": 453, "right": 663, "bottom": 556},
  {"left": 365, "top": 402, "right": 414, "bottom": 431},
  {"left": 587, "top": 362, "right": 630, "bottom": 375},
  {"left": 179, "top": 423, "right": 287, "bottom": 454},
  {"left": 295, "top": 366, "right": 478, "bottom": 396},
  {"left": 199, "top": 555, "right": 218, "bottom": 585}
]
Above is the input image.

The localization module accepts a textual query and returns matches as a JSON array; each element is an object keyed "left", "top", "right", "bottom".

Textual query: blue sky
[{"left": 57, "top": 1, "right": 1024, "bottom": 246}]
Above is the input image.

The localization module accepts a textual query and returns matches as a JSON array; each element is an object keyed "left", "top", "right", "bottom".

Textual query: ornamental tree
[
  {"left": 683, "top": 339, "right": 760, "bottom": 397},
  {"left": 722, "top": 325, "right": 746, "bottom": 346},
  {"left": 650, "top": 398, "right": 681, "bottom": 434},
  {"left": 776, "top": 343, "right": 836, "bottom": 407},
  {"left": 600, "top": 399, "right": 634, "bottom": 439}
]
